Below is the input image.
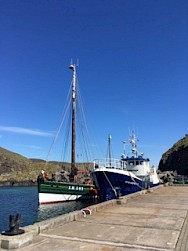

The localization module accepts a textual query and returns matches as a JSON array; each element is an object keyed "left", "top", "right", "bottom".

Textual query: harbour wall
[{"left": 2, "top": 183, "right": 188, "bottom": 250}]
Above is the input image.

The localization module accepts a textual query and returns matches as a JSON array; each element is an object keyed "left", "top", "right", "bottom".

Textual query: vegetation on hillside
[
  {"left": 1, "top": 133, "right": 188, "bottom": 183},
  {"left": 0, "top": 147, "right": 92, "bottom": 182}
]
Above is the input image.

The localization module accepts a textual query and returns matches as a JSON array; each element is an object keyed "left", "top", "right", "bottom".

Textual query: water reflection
[
  {"left": 37, "top": 199, "right": 98, "bottom": 222},
  {"left": 0, "top": 186, "right": 99, "bottom": 232}
]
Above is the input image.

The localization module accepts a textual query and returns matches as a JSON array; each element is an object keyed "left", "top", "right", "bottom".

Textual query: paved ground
[{"left": 1, "top": 185, "right": 188, "bottom": 251}]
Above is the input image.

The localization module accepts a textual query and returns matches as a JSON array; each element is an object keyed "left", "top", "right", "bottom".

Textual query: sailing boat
[
  {"left": 37, "top": 64, "right": 96, "bottom": 204},
  {"left": 91, "top": 133, "right": 160, "bottom": 201}
]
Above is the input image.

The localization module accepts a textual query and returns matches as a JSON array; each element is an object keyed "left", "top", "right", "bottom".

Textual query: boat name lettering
[
  {"left": 68, "top": 186, "right": 84, "bottom": 191},
  {"left": 125, "top": 181, "right": 139, "bottom": 185}
]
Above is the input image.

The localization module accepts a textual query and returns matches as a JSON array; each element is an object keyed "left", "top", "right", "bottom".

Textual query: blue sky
[{"left": 0, "top": 0, "right": 188, "bottom": 167}]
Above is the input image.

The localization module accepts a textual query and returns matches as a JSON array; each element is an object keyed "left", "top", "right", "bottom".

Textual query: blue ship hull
[{"left": 92, "top": 170, "right": 159, "bottom": 201}]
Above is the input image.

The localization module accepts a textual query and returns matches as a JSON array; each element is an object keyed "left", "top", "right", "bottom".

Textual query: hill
[
  {"left": 0, "top": 147, "right": 58, "bottom": 183},
  {"left": 2, "top": 133, "right": 188, "bottom": 184},
  {"left": 0, "top": 147, "right": 92, "bottom": 184},
  {"left": 158, "top": 134, "right": 188, "bottom": 175},
  {"left": 0, "top": 147, "right": 32, "bottom": 181}
]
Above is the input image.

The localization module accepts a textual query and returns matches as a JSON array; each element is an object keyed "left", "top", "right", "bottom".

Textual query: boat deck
[{"left": 1, "top": 185, "right": 188, "bottom": 251}]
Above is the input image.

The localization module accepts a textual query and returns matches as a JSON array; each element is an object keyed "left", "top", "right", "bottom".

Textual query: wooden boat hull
[{"left": 38, "top": 178, "right": 96, "bottom": 204}]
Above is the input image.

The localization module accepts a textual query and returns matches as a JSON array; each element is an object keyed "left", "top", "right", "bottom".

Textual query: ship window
[
  {"left": 129, "top": 161, "right": 134, "bottom": 166},
  {"left": 140, "top": 161, "right": 144, "bottom": 165},
  {"left": 136, "top": 161, "right": 139, "bottom": 165}
]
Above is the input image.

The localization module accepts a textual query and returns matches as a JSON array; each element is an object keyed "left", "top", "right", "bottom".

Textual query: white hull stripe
[{"left": 39, "top": 193, "right": 82, "bottom": 204}]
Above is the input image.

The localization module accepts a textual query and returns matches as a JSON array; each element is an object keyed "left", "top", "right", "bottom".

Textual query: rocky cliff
[{"left": 158, "top": 134, "right": 188, "bottom": 175}]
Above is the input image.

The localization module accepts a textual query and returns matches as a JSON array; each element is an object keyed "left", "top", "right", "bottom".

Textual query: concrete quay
[{"left": 1, "top": 185, "right": 188, "bottom": 251}]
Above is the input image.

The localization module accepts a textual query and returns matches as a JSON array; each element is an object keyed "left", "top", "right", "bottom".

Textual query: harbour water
[{"left": 0, "top": 186, "right": 98, "bottom": 232}]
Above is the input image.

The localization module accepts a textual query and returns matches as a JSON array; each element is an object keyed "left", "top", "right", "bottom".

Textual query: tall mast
[
  {"left": 108, "top": 134, "right": 112, "bottom": 167},
  {"left": 69, "top": 63, "right": 76, "bottom": 169}
]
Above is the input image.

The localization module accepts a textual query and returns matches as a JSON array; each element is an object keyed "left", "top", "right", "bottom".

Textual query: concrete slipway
[{"left": 1, "top": 185, "right": 188, "bottom": 251}]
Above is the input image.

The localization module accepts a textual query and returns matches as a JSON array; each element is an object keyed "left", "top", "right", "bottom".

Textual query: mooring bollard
[{"left": 1, "top": 213, "right": 25, "bottom": 236}]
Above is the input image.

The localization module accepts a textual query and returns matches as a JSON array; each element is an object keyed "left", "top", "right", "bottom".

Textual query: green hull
[{"left": 38, "top": 179, "right": 95, "bottom": 196}]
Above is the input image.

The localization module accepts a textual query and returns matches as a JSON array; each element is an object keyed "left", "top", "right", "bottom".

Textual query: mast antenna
[
  {"left": 70, "top": 58, "right": 79, "bottom": 67},
  {"left": 76, "top": 58, "right": 79, "bottom": 66}
]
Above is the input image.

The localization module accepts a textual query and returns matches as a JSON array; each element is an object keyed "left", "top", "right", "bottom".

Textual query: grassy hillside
[
  {"left": 0, "top": 147, "right": 92, "bottom": 182},
  {"left": 0, "top": 147, "right": 61, "bottom": 181}
]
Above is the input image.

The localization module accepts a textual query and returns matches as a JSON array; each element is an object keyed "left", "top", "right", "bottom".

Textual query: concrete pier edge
[
  {"left": 0, "top": 232, "right": 33, "bottom": 250},
  {"left": 175, "top": 211, "right": 188, "bottom": 251},
  {"left": 0, "top": 184, "right": 164, "bottom": 250}
]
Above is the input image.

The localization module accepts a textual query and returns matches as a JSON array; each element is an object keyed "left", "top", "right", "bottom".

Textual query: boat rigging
[{"left": 37, "top": 64, "right": 96, "bottom": 204}]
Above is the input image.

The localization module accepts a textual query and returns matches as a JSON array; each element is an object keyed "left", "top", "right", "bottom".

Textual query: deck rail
[{"left": 93, "top": 158, "right": 126, "bottom": 170}]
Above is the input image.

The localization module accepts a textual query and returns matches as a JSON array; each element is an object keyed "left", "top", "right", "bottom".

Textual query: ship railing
[{"left": 93, "top": 158, "right": 126, "bottom": 170}]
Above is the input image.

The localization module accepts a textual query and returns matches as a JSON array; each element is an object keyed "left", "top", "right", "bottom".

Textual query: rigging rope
[
  {"left": 102, "top": 171, "right": 117, "bottom": 197},
  {"left": 102, "top": 167, "right": 143, "bottom": 198},
  {"left": 76, "top": 78, "right": 92, "bottom": 163},
  {"left": 44, "top": 74, "right": 93, "bottom": 169},
  {"left": 44, "top": 84, "right": 72, "bottom": 167},
  {"left": 128, "top": 171, "right": 144, "bottom": 189}
]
